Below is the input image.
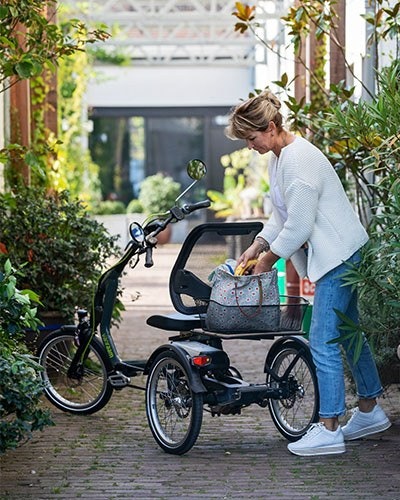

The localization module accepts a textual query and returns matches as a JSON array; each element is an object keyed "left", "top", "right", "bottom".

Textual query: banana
[{"left": 234, "top": 259, "right": 259, "bottom": 276}]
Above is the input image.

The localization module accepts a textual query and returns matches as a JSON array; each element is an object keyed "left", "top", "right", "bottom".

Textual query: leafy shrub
[
  {"left": 340, "top": 180, "right": 400, "bottom": 372},
  {"left": 0, "top": 187, "right": 120, "bottom": 321},
  {"left": 0, "top": 352, "right": 54, "bottom": 454},
  {"left": 126, "top": 198, "right": 144, "bottom": 214},
  {"left": 0, "top": 260, "right": 53, "bottom": 454},
  {"left": 92, "top": 200, "right": 127, "bottom": 215},
  {"left": 320, "top": 62, "right": 400, "bottom": 375},
  {"left": 138, "top": 173, "right": 181, "bottom": 215}
]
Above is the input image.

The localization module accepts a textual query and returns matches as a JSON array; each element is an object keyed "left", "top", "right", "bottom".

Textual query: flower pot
[
  {"left": 156, "top": 225, "right": 172, "bottom": 245},
  {"left": 26, "top": 311, "right": 67, "bottom": 351}
]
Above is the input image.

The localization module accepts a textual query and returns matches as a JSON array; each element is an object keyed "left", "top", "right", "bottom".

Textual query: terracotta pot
[{"left": 156, "top": 225, "right": 172, "bottom": 245}]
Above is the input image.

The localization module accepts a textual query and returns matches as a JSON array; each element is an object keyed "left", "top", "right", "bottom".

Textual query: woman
[{"left": 226, "top": 90, "right": 391, "bottom": 456}]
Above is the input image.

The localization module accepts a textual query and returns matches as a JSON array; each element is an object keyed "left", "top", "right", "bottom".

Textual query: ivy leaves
[{"left": 0, "top": 0, "right": 109, "bottom": 91}]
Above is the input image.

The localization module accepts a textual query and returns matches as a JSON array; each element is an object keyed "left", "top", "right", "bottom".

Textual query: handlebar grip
[
  {"left": 144, "top": 247, "right": 154, "bottom": 268},
  {"left": 182, "top": 199, "right": 211, "bottom": 214}
]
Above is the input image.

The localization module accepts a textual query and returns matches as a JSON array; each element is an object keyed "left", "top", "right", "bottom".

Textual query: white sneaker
[
  {"left": 342, "top": 404, "right": 391, "bottom": 441},
  {"left": 287, "top": 423, "right": 345, "bottom": 456}
]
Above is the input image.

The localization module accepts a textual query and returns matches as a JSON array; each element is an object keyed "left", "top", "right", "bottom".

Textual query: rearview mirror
[
  {"left": 129, "top": 222, "right": 145, "bottom": 243},
  {"left": 175, "top": 159, "right": 207, "bottom": 203},
  {"left": 187, "top": 159, "right": 207, "bottom": 181}
]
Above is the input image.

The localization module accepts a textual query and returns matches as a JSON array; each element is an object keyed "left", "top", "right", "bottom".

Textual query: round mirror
[
  {"left": 129, "top": 222, "right": 145, "bottom": 243},
  {"left": 187, "top": 159, "right": 207, "bottom": 180}
]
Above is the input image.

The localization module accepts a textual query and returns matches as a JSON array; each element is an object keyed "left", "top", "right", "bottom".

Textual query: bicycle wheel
[
  {"left": 38, "top": 330, "right": 113, "bottom": 415},
  {"left": 146, "top": 351, "right": 203, "bottom": 455},
  {"left": 267, "top": 340, "right": 319, "bottom": 441}
]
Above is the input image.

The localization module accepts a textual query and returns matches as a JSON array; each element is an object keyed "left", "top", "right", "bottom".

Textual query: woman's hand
[
  {"left": 253, "top": 250, "right": 280, "bottom": 274},
  {"left": 235, "top": 241, "right": 261, "bottom": 274}
]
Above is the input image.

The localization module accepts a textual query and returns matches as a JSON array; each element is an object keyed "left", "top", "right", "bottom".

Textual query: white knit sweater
[{"left": 258, "top": 136, "right": 369, "bottom": 282}]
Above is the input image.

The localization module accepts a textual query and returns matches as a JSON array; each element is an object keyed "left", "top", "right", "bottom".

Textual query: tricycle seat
[{"left": 147, "top": 312, "right": 203, "bottom": 331}]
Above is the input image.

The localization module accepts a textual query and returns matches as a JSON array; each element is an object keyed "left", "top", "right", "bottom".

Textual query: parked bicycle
[{"left": 38, "top": 159, "right": 319, "bottom": 455}]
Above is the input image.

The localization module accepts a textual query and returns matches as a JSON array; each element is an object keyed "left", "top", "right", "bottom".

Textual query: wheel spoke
[
  {"left": 146, "top": 353, "right": 203, "bottom": 455},
  {"left": 268, "top": 345, "right": 318, "bottom": 440},
  {"left": 38, "top": 332, "right": 112, "bottom": 414}
]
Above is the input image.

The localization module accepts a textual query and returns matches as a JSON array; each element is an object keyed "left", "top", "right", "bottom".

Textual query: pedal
[{"left": 108, "top": 371, "right": 131, "bottom": 388}]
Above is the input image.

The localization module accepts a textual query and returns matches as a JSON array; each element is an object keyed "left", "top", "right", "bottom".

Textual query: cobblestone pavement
[{"left": 1, "top": 245, "right": 400, "bottom": 499}]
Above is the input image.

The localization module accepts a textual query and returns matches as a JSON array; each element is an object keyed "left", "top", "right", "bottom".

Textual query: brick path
[{"left": 1, "top": 245, "right": 399, "bottom": 499}]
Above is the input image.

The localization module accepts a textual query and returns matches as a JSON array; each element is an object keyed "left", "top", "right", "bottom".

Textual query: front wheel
[
  {"left": 146, "top": 351, "right": 203, "bottom": 455},
  {"left": 267, "top": 340, "right": 319, "bottom": 441},
  {"left": 37, "top": 330, "right": 113, "bottom": 414}
]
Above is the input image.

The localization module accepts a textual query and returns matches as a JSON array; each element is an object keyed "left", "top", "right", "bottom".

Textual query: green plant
[
  {"left": 126, "top": 199, "right": 144, "bottom": 214},
  {"left": 0, "top": 0, "right": 109, "bottom": 191},
  {"left": 326, "top": 65, "right": 400, "bottom": 373},
  {"left": 0, "top": 259, "right": 53, "bottom": 454},
  {"left": 54, "top": 36, "right": 102, "bottom": 203},
  {"left": 92, "top": 200, "right": 127, "bottom": 215},
  {"left": 207, "top": 148, "right": 269, "bottom": 219},
  {"left": 138, "top": 173, "right": 181, "bottom": 216},
  {"left": 0, "top": 187, "right": 120, "bottom": 321},
  {"left": 0, "top": 1, "right": 108, "bottom": 91}
]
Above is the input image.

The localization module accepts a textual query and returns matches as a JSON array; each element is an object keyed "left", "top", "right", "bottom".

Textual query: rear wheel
[
  {"left": 146, "top": 351, "right": 203, "bottom": 455},
  {"left": 38, "top": 330, "right": 113, "bottom": 414},
  {"left": 267, "top": 341, "right": 319, "bottom": 441}
]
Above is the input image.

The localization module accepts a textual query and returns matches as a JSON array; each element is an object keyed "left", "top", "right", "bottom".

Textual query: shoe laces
[
  {"left": 302, "top": 422, "right": 326, "bottom": 439},
  {"left": 346, "top": 407, "right": 360, "bottom": 423}
]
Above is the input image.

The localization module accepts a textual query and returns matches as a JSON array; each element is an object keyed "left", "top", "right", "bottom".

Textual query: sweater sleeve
[
  {"left": 257, "top": 210, "right": 281, "bottom": 244},
  {"left": 269, "top": 178, "right": 319, "bottom": 259}
]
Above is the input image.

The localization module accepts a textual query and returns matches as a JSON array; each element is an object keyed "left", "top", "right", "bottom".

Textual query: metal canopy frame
[{"left": 66, "top": 0, "right": 287, "bottom": 66}]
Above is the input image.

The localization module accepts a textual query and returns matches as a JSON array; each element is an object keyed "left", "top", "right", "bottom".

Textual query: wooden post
[
  {"left": 294, "top": 38, "right": 307, "bottom": 101},
  {"left": 294, "top": 0, "right": 308, "bottom": 102},
  {"left": 330, "top": 0, "right": 346, "bottom": 85},
  {"left": 9, "top": 23, "right": 31, "bottom": 185},
  {"left": 289, "top": 0, "right": 306, "bottom": 297},
  {"left": 42, "top": 1, "right": 58, "bottom": 136}
]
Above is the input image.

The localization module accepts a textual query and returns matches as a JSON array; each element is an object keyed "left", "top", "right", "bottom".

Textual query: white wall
[
  {"left": 93, "top": 213, "right": 191, "bottom": 248},
  {"left": 87, "top": 65, "right": 254, "bottom": 108}
]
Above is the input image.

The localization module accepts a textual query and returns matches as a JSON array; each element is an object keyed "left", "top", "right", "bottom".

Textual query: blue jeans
[{"left": 309, "top": 251, "right": 383, "bottom": 418}]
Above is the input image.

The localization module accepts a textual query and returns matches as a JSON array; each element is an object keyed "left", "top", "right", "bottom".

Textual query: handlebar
[
  {"left": 147, "top": 199, "right": 211, "bottom": 234},
  {"left": 141, "top": 199, "right": 210, "bottom": 268},
  {"left": 93, "top": 160, "right": 209, "bottom": 325},
  {"left": 181, "top": 199, "right": 211, "bottom": 215}
]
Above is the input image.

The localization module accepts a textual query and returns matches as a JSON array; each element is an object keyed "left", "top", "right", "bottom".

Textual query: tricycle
[{"left": 37, "top": 159, "right": 319, "bottom": 455}]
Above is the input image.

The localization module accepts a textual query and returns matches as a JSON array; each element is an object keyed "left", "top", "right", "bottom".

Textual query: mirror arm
[{"left": 175, "top": 179, "right": 197, "bottom": 203}]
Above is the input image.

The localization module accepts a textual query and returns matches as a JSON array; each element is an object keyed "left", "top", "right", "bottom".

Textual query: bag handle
[{"left": 234, "top": 275, "right": 263, "bottom": 318}]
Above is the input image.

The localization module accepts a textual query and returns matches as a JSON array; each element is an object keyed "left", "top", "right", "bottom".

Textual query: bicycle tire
[
  {"left": 146, "top": 350, "right": 203, "bottom": 455},
  {"left": 267, "top": 340, "right": 319, "bottom": 441},
  {"left": 37, "top": 330, "right": 113, "bottom": 415}
]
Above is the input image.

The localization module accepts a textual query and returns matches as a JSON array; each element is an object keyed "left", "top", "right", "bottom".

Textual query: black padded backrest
[{"left": 169, "top": 221, "right": 263, "bottom": 315}]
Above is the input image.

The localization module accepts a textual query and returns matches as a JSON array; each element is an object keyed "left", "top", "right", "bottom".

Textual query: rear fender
[
  {"left": 144, "top": 343, "right": 210, "bottom": 394},
  {"left": 264, "top": 335, "right": 312, "bottom": 373}
]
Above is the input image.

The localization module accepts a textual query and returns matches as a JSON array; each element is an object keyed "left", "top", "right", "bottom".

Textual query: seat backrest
[{"left": 169, "top": 221, "right": 263, "bottom": 315}]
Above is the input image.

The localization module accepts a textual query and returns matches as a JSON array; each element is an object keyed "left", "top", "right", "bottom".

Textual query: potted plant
[
  {"left": 138, "top": 173, "right": 181, "bottom": 244},
  {"left": 0, "top": 187, "right": 120, "bottom": 338}
]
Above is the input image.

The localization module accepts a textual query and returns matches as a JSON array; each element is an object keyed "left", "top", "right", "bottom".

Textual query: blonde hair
[{"left": 225, "top": 90, "right": 284, "bottom": 140}]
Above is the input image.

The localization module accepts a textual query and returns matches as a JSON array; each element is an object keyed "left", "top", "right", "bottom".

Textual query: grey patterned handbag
[{"left": 205, "top": 267, "right": 280, "bottom": 333}]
